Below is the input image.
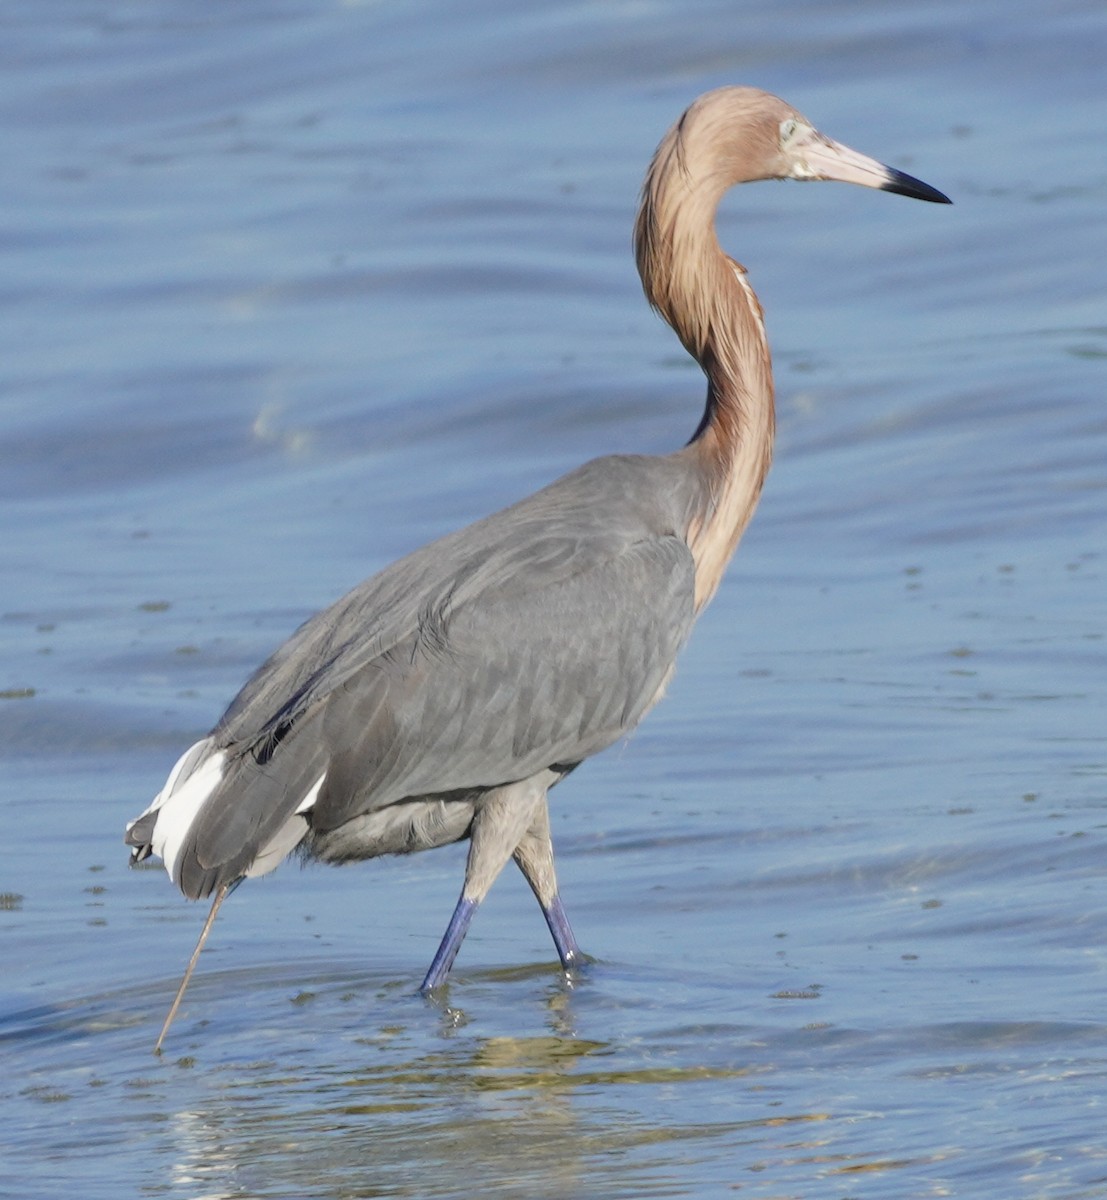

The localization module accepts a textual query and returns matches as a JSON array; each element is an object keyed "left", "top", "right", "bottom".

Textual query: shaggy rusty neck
[{"left": 636, "top": 190, "right": 776, "bottom": 610}]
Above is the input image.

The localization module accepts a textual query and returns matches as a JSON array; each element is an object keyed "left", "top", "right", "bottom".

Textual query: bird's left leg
[
  {"left": 419, "top": 775, "right": 548, "bottom": 992},
  {"left": 512, "top": 795, "right": 583, "bottom": 969}
]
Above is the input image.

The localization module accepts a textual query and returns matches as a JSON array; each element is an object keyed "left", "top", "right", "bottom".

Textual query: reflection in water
[
  {"left": 157, "top": 988, "right": 611, "bottom": 1197},
  {"left": 4, "top": 954, "right": 1107, "bottom": 1196},
  {"left": 143, "top": 976, "right": 770, "bottom": 1198}
]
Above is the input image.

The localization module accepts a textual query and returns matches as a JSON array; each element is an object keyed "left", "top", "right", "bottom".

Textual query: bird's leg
[
  {"left": 512, "top": 797, "right": 583, "bottom": 969},
  {"left": 419, "top": 778, "right": 546, "bottom": 992},
  {"left": 419, "top": 895, "right": 477, "bottom": 993},
  {"left": 154, "top": 879, "right": 235, "bottom": 1054}
]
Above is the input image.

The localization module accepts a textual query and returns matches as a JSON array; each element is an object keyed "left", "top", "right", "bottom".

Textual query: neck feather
[{"left": 635, "top": 156, "right": 776, "bottom": 611}]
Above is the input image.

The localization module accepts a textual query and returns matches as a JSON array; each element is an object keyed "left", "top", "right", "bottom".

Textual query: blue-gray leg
[
  {"left": 418, "top": 774, "right": 583, "bottom": 992},
  {"left": 514, "top": 795, "right": 585, "bottom": 969},
  {"left": 419, "top": 776, "right": 548, "bottom": 992},
  {"left": 420, "top": 895, "right": 477, "bottom": 992},
  {"left": 539, "top": 891, "right": 583, "bottom": 969}
]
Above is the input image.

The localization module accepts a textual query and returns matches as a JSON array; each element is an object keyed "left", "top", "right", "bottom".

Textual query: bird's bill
[{"left": 792, "top": 131, "right": 951, "bottom": 204}]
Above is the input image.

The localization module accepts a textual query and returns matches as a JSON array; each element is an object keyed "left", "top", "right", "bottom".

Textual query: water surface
[{"left": 2, "top": 2, "right": 1106, "bottom": 1197}]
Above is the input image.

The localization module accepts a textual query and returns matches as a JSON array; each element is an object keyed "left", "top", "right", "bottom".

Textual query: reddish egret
[{"left": 126, "top": 86, "right": 949, "bottom": 1049}]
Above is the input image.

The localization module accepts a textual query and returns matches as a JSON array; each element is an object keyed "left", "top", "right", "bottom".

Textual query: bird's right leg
[
  {"left": 512, "top": 796, "right": 583, "bottom": 969},
  {"left": 419, "top": 777, "right": 547, "bottom": 992}
]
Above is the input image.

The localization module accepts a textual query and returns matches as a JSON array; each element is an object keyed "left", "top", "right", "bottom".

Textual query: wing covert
[{"left": 309, "top": 531, "right": 695, "bottom": 830}]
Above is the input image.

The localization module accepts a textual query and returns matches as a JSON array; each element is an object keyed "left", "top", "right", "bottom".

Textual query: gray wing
[
  {"left": 177, "top": 455, "right": 699, "bottom": 893},
  {"left": 309, "top": 529, "right": 694, "bottom": 829}
]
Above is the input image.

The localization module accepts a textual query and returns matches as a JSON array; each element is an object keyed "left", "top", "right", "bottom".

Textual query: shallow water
[{"left": 3, "top": 1, "right": 1106, "bottom": 1197}]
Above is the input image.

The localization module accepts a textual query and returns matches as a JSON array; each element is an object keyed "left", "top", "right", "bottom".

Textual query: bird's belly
[{"left": 304, "top": 795, "right": 478, "bottom": 863}]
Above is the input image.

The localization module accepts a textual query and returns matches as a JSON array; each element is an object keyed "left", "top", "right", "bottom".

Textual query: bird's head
[{"left": 672, "top": 86, "right": 951, "bottom": 204}]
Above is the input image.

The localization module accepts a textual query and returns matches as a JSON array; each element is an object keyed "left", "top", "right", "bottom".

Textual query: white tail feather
[{"left": 146, "top": 743, "right": 227, "bottom": 886}]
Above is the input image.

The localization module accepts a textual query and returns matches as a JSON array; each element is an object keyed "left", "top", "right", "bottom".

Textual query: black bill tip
[{"left": 881, "top": 166, "right": 952, "bottom": 205}]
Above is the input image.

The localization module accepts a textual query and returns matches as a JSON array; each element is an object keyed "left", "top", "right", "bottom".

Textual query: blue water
[{"left": 3, "top": 2, "right": 1106, "bottom": 1197}]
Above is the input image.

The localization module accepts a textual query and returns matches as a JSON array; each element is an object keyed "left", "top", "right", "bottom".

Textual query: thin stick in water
[{"left": 154, "top": 882, "right": 231, "bottom": 1054}]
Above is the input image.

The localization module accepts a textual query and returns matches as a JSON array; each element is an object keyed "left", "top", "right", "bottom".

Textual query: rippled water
[{"left": 3, "top": 2, "right": 1106, "bottom": 1197}]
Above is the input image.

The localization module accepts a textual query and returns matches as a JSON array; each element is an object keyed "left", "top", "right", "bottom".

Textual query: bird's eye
[{"left": 779, "top": 117, "right": 800, "bottom": 146}]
